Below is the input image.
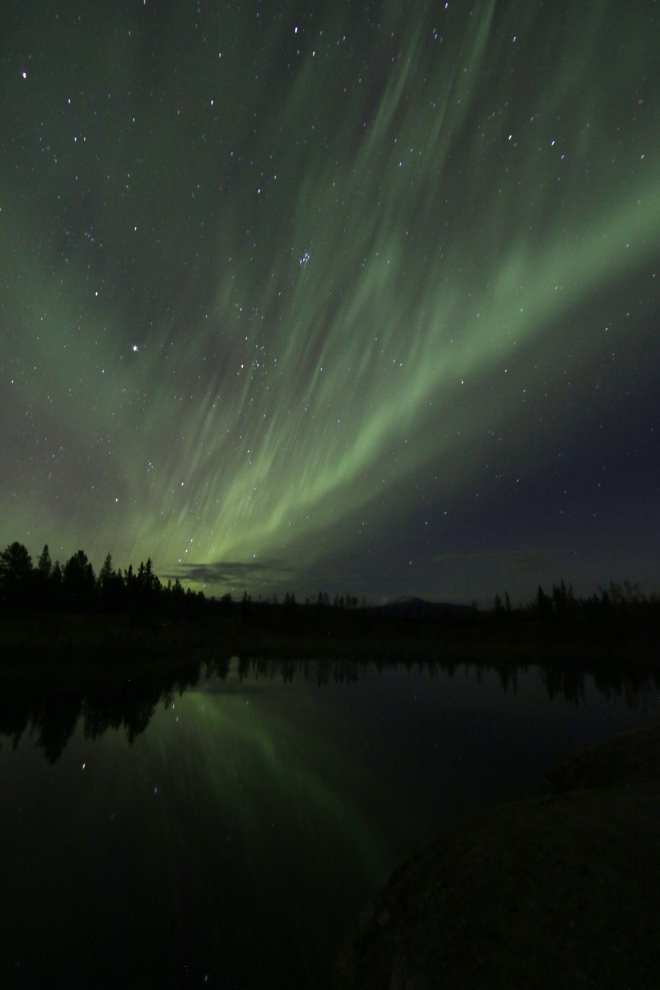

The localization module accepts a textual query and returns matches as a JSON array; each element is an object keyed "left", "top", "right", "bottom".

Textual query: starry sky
[{"left": 1, "top": 0, "right": 659, "bottom": 604}]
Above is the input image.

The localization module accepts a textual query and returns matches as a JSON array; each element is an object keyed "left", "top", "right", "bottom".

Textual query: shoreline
[{"left": 2, "top": 612, "right": 660, "bottom": 671}]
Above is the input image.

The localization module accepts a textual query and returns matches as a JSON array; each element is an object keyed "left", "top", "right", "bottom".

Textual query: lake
[{"left": 1, "top": 657, "right": 658, "bottom": 988}]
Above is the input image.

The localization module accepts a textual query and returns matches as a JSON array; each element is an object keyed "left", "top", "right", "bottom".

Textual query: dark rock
[{"left": 336, "top": 721, "right": 660, "bottom": 990}]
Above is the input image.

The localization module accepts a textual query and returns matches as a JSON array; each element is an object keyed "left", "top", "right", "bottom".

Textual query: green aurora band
[{"left": 1, "top": 0, "right": 658, "bottom": 595}]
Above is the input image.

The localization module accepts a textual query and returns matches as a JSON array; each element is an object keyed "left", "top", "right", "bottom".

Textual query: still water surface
[{"left": 1, "top": 658, "right": 658, "bottom": 988}]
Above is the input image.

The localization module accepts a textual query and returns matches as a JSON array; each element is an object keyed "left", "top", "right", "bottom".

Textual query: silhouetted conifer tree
[
  {"left": 37, "top": 545, "right": 52, "bottom": 579},
  {"left": 63, "top": 550, "right": 96, "bottom": 612},
  {"left": 0, "top": 542, "right": 33, "bottom": 609}
]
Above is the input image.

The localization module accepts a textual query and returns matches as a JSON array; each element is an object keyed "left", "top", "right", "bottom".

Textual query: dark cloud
[{"left": 165, "top": 559, "right": 295, "bottom": 587}]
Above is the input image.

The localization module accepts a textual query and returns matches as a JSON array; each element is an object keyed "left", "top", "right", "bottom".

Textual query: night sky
[{"left": 2, "top": 0, "right": 659, "bottom": 604}]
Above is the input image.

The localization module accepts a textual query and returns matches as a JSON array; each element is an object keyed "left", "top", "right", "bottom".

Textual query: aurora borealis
[{"left": 2, "top": 0, "right": 659, "bottom": 602}]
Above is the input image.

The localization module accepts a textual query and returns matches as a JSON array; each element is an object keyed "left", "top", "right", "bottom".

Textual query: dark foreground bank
[{"left": 335, "top": 720, "right": 660, "bottom": 989}]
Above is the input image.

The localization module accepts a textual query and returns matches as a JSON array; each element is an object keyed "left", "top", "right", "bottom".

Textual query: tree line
[
  {"left": 0, "top": 541, "right": 366, "bottom": 621},
  {"left": 0, "top": 541, "right": 205, "bottom": 619},
  {"left": 1, "top": 540, "right": 659, "bottom": 651},
  {"left": 487, "top": 578, "right": 660, "bottom": 647}
]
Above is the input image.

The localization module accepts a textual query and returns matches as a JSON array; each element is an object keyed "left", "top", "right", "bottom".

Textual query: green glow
[
  {"left": 184, "top": 686, "right": 389, "bottom": 885},
  {"left": 1, "top": 0, "right": 658, "bottom": 593}
]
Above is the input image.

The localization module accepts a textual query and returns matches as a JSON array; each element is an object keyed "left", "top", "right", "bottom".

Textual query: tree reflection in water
[{"left": 0, "top": 655, "right": 658, "bottom": 763}]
